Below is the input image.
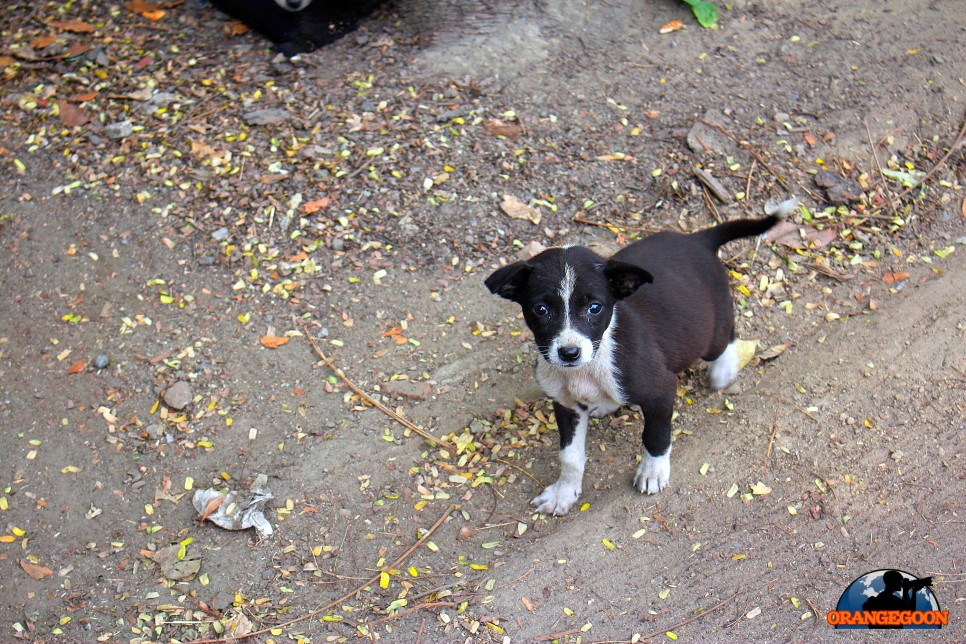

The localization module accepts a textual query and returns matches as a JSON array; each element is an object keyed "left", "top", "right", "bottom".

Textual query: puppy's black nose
[{"left": 558, "top": 346, "right": 581, "bottom": 363}]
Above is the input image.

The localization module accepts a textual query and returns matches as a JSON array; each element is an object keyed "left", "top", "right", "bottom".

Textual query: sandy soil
[{"left": 0, "top": 0, "right": 964, "bottom": 642}]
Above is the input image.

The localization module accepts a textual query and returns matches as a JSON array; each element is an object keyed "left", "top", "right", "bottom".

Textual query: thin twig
[
  {"left": 745, "top": 158, "right": 757, "bottom": 208},
  {"left": 535, "top": 628, "right": 583, "bottom": 641},
  {"left": 573, "top": 212, "right": 660, "bottom": 234},
  {"left": 698, "top": 120, "right": 788, "bottom": 187},
  {"left": 185, "top": 504, "right": 455, "bottom": 643},
  {"left": 635, "top": 591, "right": 740, "bottom": 641},
  {"left": 764, "top": 396, "right": 781, "bottom": 474},
  {"left": 300, "top": 324, "right": 439, "bottom": 445},
  {"left": 896, "top": 115, "right": 966, "bottom": 200},
  {"left": 415, "top": 617, "right": 426, "bottom": 644},
  {"left": 864, "top": 119, "right": 900, "bottom": 222},
  {"left": 493, "top": 458, "right": 544, "bottom": 487}
]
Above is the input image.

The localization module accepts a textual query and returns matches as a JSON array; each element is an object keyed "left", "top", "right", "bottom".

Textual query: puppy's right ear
[
  {"left": 604, "top": 260, "right": 653, "bottom": 300},
  {"left": 485, "top": 262, "right": 532, "bottom": 302}
]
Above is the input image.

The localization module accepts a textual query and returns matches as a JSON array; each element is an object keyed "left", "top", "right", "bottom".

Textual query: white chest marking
[{"left": 537, "top": 310, "right": 624, "bottom": 416}]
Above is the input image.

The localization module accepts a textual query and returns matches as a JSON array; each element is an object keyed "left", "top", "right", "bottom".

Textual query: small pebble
[
  {"left": 163, "top": 381, "right": 193, "bottom": 410},
  {"left": 93, "top": 354, "right": 110, "bottom": 369}
]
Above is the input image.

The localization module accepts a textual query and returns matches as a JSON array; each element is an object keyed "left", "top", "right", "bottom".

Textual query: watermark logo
[{"left": 827, "top": 569, "right": 948, "bottom": 629}]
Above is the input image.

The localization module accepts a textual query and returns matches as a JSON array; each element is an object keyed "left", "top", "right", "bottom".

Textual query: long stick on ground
[
  {"left": 637, "top": 591, "right": 739, "bottom": 641},
  {"left": 300, "top": 323, "right": 440, "bottom": 445},
  {"left": 188, "top": 504, "right": 456, "bottom": 643}
]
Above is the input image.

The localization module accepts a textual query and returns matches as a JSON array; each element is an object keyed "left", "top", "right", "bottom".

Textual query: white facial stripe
[
  {"left": 558, "top": 264, "right": 576, "bottom": 323},
  {"left": 548, "top": 263, "right": 593, "bottom": 366}
]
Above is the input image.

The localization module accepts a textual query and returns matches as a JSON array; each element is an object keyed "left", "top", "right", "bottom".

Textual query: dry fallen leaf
[
  {"left": 50, "top": 19, "right": 96, "bottom": 34},
  {"left": 58, "top": 100, "right": 92, "bottom": 128},
  {"left": 500, "top": 195, "right": 541, "bottom": 225},
  {"left": 20, "top": 560, "right": 53, "bottom": 580},
  {"left": 882, "top": 271, "right": 910, "bottom": 285},
  {"left": 483, "top": 118, "right": 524, "bottom": 140},
  {"left": 63, "top": 42, "right": 92, "bottom": 59},
  {"left": 659, "top": 19, "right": 684, "bottom": 34},
  {"left": 260, "top": 335, "right": 289, "bottom": 349},
  {"left": 68, "top": 91, "right": 98, "bottom": 103},
  {"left": 126, "top": 0, "right": 166, "bottom": 20},
  {"left": 961, "top": 195, "right": 966, "bottom": 220},
  {"left": 199, "top": 494, "right": 225, "bottom": 524},
  {"left": 751, "top": 481, "right": 772, "bottom": 495},
  {"left": 31, "top": 34, "right": 57, "bottom": 49},
  {"left": 225, "top": 20, "right": 251, "bottom": 36},
  {"left": 735, "top": 339, "right": 758, "bottom": 370},
  {"left": 303, "top": 197, "right": 330, "bottom": 214},
  {"left": 66, "top": 359, "right": 85, "bottom": 374}
]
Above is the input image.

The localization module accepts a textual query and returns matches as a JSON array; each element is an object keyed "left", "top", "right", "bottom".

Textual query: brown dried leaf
[
  {"left": 20, "top": 560, "right": 53, "bottom": 580},
  {"left": 31, "top": 34, "right": 57, "bottom": 49},
  {"left": 882, "top": 271, "right": 910, "bottom": 285},
  {"left": 260, "top": 335, "right": 289, "bottom": 349},
  {"left": 58, "top": 100, "right": 92, "bottom": 128},
  {"left": 66, "top": 359, "right": 85, "bottom": 374},
  {"left": 483, "top": 118, "right": 524, "bottom": 140},
  {"left": 225, "top": 20, "right": 251, "bottom": 36},
  {"left": 68, "top": 91, "right": 98, "bottom": 103},
  {"left": 50, "top": 19, "right": 96, "bottom": 34},
  {"left": 63, "top": 42, "right": 92, "bottom": 59},
  {"left": 500, "top": 195, "right": 541, "bottom": 225},
  {"left": 126, "top": 0, "right": 166, "bottom": 20},
  {"left": 199, "top": 494, "right": 225, "bottom": 523},
  {"left": 659, "top": 19, "right": 684, "bottom": 34},
  {"left": 303, "top": 197, "right": 329, "bottom": 214}
]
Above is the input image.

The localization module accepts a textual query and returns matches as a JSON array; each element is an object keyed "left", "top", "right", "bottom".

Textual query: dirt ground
[{"left": 0, "top": 0, "right": 964, "bottom": 642}]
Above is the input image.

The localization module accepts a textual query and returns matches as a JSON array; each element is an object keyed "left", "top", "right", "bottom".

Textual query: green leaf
[{"left": 682, "top": 0, "right": 719, "bottom": 27}]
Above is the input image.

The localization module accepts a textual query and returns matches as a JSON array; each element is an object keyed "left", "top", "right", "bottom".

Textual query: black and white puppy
[
  {"left": 209, "top": 0, "right": 384, "bottom": 56},
  {"left": 485, "top": 215, "right": 780, "bottom": 515}
]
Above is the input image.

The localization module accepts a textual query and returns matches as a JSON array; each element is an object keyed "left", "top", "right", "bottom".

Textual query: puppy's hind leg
[
  {"left": 708, "top": 340, "right": 739, "bottom": 390},
  {"left": 532, "top": 402, "right": 588, "bottom": 515}
]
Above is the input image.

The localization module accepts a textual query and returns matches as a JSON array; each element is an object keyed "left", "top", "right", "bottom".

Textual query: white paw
[
  {"left": 708, "top": 341, "right": 738, "bottom": 390},
  {"left": 532, "top": 480, "right": 582, "bottom": 515},
  {"left": 634, "top": 451, "right": 671, "bottom": 495}
]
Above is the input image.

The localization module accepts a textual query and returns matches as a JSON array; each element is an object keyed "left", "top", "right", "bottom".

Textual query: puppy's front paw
[
  {"left": 634, "top": 452, "right": 671, "bottom": 495},
  {"left": 532, "top": 480, "right": 581, "bottom": 515}
]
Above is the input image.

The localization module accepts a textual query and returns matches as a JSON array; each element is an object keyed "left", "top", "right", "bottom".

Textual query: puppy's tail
[{"left": 696, "top": 214, "right": 782, "bottom": 250}]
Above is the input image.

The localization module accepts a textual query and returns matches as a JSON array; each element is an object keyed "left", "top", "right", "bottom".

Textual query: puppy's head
[{"left": 486, "top": 247, "right": 652, "bottom": 368}]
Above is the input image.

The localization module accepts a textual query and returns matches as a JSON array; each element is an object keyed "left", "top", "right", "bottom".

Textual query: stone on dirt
[{"left": 163, "top": 381, "right": 193, "bottom": 410}]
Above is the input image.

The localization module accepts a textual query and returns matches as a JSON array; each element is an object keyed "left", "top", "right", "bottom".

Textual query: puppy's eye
[
  {"left": 588, "top": 302, "right": 603, "bottom": 315},
  {"left": 532, "top": 303, "right": 550, "bottom": 317}
]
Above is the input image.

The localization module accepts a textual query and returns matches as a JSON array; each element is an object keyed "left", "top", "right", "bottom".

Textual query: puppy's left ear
[
  {"left": 485, "top": 262, "right": 532, "bottom": 302},
  {"left": 604, "top": 260, "right": 653, "bottom": 300}
]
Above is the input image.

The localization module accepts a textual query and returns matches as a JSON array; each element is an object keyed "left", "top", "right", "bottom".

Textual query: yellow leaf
[
  {"left": 735, "top": 339, "right": 758, "bottom": 370},
  {"left": 750, "top": 481, "right": 772, "bottom": 495},
  {"left": 602, "top": 539, "right": 615, "bottom": 551},
  {"left": 379, "top": 572, "right": 389, "bottom": 589}
]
